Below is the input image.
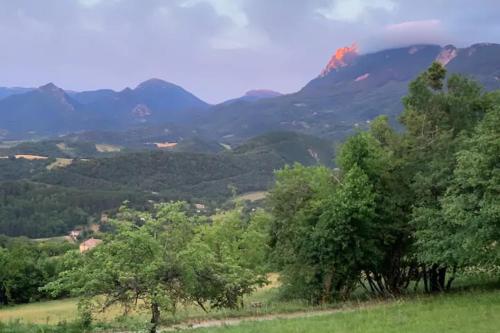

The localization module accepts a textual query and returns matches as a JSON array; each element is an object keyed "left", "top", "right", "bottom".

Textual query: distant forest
[{"left": 0, "top": 132, "right": 334, "bottom": 237}]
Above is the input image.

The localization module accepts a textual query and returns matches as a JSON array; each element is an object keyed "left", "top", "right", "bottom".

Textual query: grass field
[
  {"left": 1, "top": 274, "right": 498, "bottom": 332},
  {"left": 192, "top": 290, "right": 500, "bottom": 333},
  {"left": 0, "top": 299, "right": 78, "bottom": 325},
  {"left": 0, "top": 274, "right": 307, "bottom": 325},
  {"left": 236, "top": 191, "right": 268, "bottom": 202}
]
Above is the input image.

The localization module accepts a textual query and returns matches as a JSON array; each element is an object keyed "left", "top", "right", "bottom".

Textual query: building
[{"left": 79, "top": 238, "right": 103, "bottom": 253}]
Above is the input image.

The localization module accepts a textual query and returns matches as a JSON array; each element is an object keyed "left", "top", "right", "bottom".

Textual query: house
[
  {"left": 69, "top": 230, "right": 81, "bottom": 241},
  {"left": 195, "top": 203, "right": 206, "bottom": 209},
  {"left": 79, "top": 238, "right": 103, "bottom": 253}
]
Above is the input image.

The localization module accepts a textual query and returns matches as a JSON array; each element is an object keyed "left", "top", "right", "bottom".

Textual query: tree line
[{"left": 267, "top": 63, "right": 500, "bottom": 301}]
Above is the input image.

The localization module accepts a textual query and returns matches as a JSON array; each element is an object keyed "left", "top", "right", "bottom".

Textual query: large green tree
[{"left": 45, "top": 202, "right": 268, "bottom": 332}]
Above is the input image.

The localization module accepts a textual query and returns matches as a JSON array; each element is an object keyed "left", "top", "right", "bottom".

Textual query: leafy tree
[
  {"left": 401, "top": 62, "right": 495, "bottom": 291},
  {"left": 44, "top": 202, "right": 268, "bottom": 332},
  {"left": 267, "top": 164, "right": 336, "bottom": 301},
  {"left": 0, "top": 238, "right": 74, "bottom": 305},
  {"left": 312, "top": 165, "right": 378, "bottom": 301},
  {"left": 268, "top": 64, "right": 499, "bottom": 300},
  {"left": 44, "top": 203, "right": 194, "bottom": 332},
  {"left": 181, "top": 207, "right": 269, "bottom": 310},
  {"left": 416, "top": 106, "right": 500, "bottom": 271}
]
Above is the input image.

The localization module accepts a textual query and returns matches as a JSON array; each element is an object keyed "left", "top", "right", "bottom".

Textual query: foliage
[
  {"left": 268, "top": 63, "right": 500, "bottom": 301},
  {"left": 0, "top": 131, "right": 333, "bottom": 238},
  {"left": 43, "top": 202, "right": 269, "bottom": 332},
  {"left": 181, "top": 207, "right": 270, "bottom": 310},
  {"left": 0, "top": 237, "right": 76, "bottom": 305}
]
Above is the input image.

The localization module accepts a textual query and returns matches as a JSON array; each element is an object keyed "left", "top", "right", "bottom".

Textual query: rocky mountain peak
[
  {"left": 436, "top": 45, "right": 458, "bottom": 66},
  {"left": 320, "top": 43, "right": 359, "bottom": 77}
]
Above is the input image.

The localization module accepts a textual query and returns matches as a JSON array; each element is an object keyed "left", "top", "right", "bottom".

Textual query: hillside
[
  {"left": 0, "top": 79, "right": 209, "bottom": 139},
  {"left": 2, "top": 43, "right": 499, "bottom": 143},
  {"left": 0, "top": 131, "right": 334, "bottom": 237},
  {"left": 193, "top": 43, "right": 500, "bottom": 143}
]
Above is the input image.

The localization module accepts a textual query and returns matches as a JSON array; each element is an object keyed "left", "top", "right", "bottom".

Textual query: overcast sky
[{"left": 1, "top": 0, "right": 499, "bottom": 103}]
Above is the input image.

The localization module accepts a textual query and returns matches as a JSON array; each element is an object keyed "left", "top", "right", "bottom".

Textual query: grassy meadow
[
  {"left": 0, "top": 273, "right": 499, "bottom": 332},
  {"left": 192, "top": 290, "right": 500, "bottom": 333}
]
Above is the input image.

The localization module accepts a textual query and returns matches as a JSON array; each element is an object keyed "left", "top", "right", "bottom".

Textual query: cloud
[
  {"left": 0, "top": 0, "right": 499, "bottom": 103},
  {"left": 317, "top": 0, "right": 396, "bottom": 22},
  {"left": 363, "top": 19, "right": 448, "bottom": 51}
]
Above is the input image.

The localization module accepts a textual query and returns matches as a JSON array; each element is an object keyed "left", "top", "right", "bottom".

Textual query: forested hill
[{"left": 0, "top": 131, "right": 334, "bottom": 238}]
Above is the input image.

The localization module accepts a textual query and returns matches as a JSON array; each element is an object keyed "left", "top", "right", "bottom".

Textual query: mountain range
[{"left": 1, "top": 42, "right": 499, "bottom": 143}]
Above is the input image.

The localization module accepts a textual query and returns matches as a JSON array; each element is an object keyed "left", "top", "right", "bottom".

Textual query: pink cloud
[{"left": 381, "top": 19, "right": 448, "bottom": 46}]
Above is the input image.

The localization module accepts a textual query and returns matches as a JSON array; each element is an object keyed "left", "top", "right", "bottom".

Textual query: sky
[{"left": 1, "top": 0, "right": 500, "bottom": 103}]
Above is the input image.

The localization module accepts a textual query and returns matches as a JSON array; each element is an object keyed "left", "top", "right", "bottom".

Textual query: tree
[
  {"left": 416, "top": 106, "right": 500, "bottom": 272},
  {"left": 267, "top": 164, "right": 336, "bottom": 301},
  {"left": 44, "top": 202, "right": 195, "bottom": 333},
  {"left": 181, "top": 207, "right": 269, "bottom": 310},
  {"left": 400, "top": 63, "right": 494, "bottom": 292},
  {"left": 0, "top": 239, "right": 68, "bottom": 305},
  {"left": 44, "top": 202, "right": 268, "bottom": 332},
  {"left": 268, "top": 64, "right": 499, "bottom": 300},
  {"left": 312, "top": 165, "right": 378, "bottom": 301}
]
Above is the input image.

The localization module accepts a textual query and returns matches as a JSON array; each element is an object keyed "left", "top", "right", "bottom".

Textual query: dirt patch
[{"left": 15, "top": 154, "right": 48, "bottom": 160}]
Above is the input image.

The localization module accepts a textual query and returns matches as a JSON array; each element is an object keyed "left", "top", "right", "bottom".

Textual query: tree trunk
[
  {"left": 150, "top": 302, "right": 160, "bottom": 333},
  {"left": 429, "top": 264, "right": 447, "bottom": 292},
  {"left": 321, "top": 271, "right": 334, "bottom": 304},
  {"left": 446, "top": 266, "right": 457, "bottom": 291},
  {"left": 423, "top": 265, "right": 429, "bottom": 293}
]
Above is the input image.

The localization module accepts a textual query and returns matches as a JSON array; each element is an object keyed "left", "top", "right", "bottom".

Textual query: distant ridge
[
  {"left": 221, "top": 89, "right": 283, "bottom": 105},
  {"left": 195, "top": 42, "right": 500, "bottom": 143},
  {"left": 1, "top": 43, "right": 500, "bottom": 141},
  {"left": 0, "top": 78, "right": 210, "bottom": 139}
]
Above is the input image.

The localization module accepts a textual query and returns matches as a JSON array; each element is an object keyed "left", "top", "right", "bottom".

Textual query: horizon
[
  {"left": 2, "top": 41, "right": 498, "bottom": 104},
  {"left": 1, "top": 0, "right": 500, "bottom": 103}
]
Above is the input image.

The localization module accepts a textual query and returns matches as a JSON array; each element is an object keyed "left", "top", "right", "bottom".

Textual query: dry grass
[
  {"left": 0, "top": 274, "right": 283, "bottom": 325},
  {"left": 0, "top": 299, "right": 78, "bottom": 324},
  {"left": 46, "top": 158, "right": 73, "bottom": 170},
  {"left": 95, "top": 144, "right": 121, "bottom": 153}
]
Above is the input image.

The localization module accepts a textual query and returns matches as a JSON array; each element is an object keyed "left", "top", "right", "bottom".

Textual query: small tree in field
[
  {"left": 44, "top": 202, "right": 269, "bottom": 332},
  {"left": 45, "top": 203, "right": 190, "bottom": 333}
]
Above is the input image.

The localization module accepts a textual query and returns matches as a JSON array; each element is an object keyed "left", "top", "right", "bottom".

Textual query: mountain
[
  {"left": 0, "top": 79, "right": 209, "bottom": 139},
  {"left": 2, "top": 43, "right": 499, "bottom": 142},
  {"left": 74, "top": 79, "right": 210, "bottom": 127},
  {"left": 222, "top": 89, "right": 283, "bottom": 105},
  {"left": 0, "top": 83, "right": 84, "bottom": 138},
  {"left": 193, "top": 43, "right": 500, "bottom": 143},
  {"left": 0, "top": 87, "right": 33, "bottom": 100}
]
